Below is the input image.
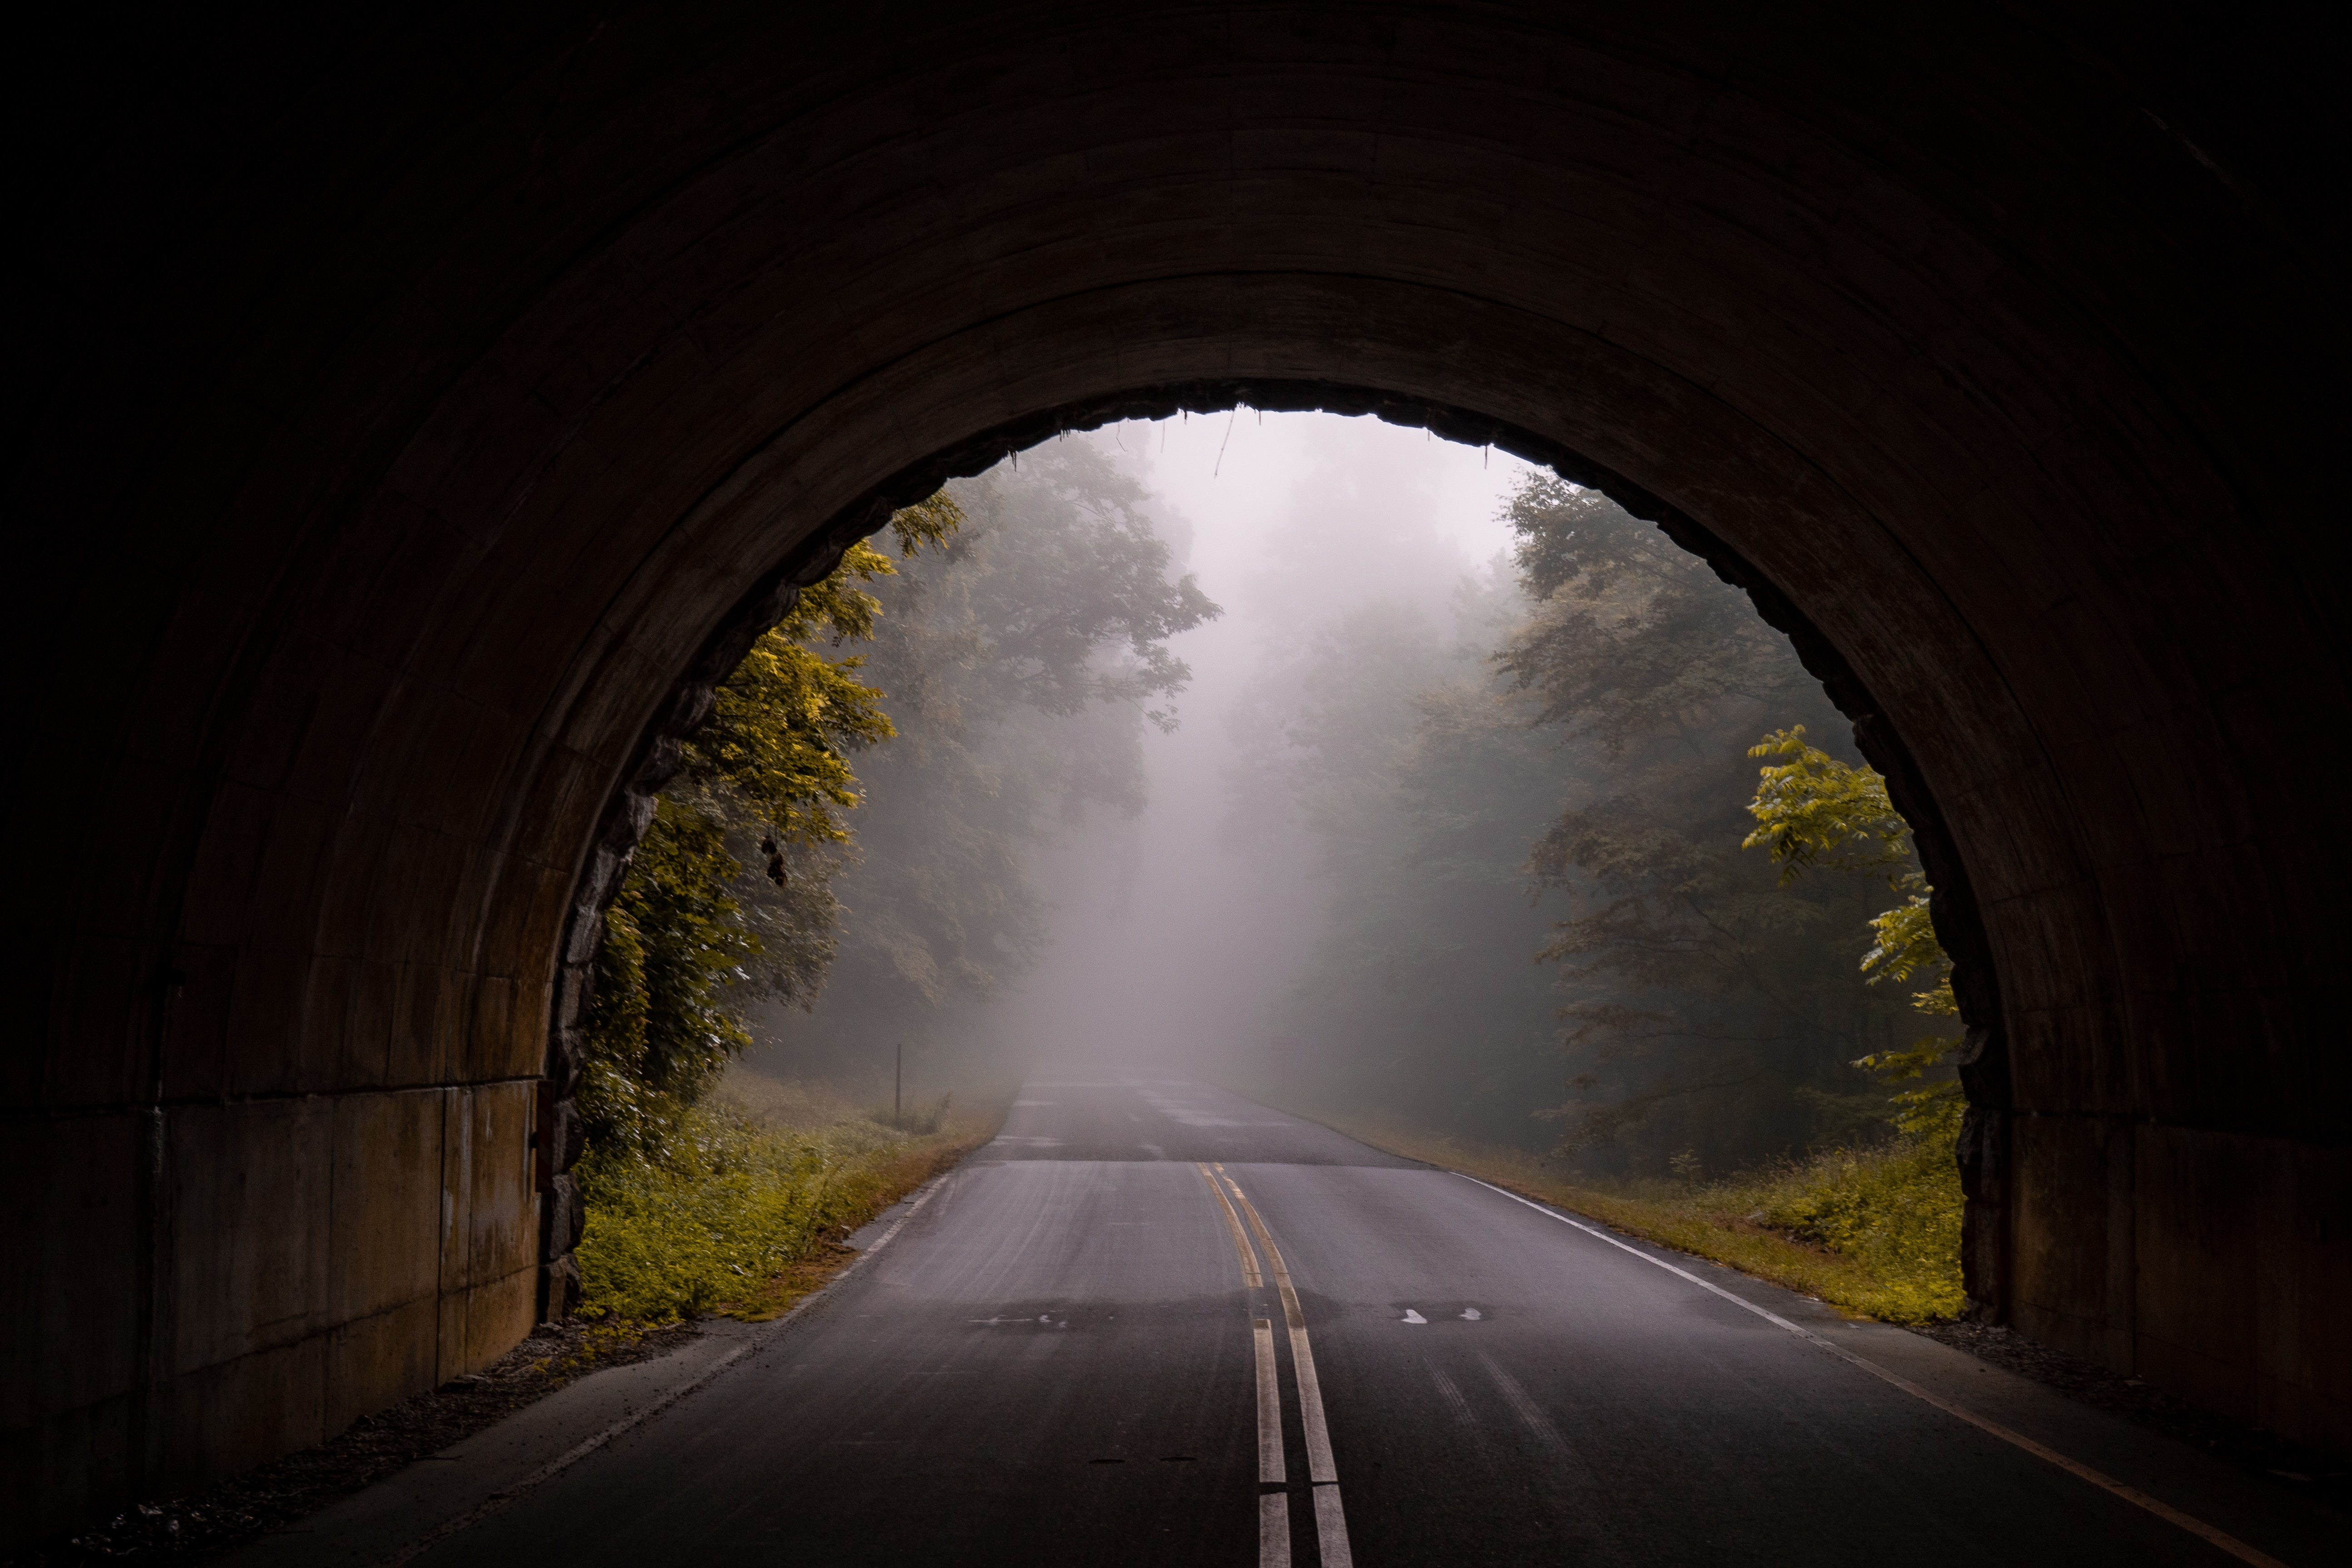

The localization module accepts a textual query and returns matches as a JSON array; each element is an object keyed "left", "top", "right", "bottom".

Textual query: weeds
[
  {"left": 573, "top": 1084, "right": 990, "bottom": 1324},
  {"left": 1307, "top": 1113, "right": 1964, "bottom": 1323},
  {"left": 872, "top": 1093, "right": 956, "bottom": 1134}
]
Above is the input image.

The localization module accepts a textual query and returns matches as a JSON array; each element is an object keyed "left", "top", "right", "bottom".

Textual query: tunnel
[{"left": 5, "top": 0, "right": 2343, "bottom": 1544}]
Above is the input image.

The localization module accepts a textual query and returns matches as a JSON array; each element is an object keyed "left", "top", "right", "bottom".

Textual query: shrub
[
  {"left": 1300, "top": 1109, "right": 1965, "bottom": 1324},
  {"left": 573, "top": 1101, "right": 954, "bottom": 1323},
  {"left": 1734, "top": 1132, "right": 1965, "bottom": 1322}
]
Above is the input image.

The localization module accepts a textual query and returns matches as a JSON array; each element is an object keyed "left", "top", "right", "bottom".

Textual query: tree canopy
[
  {"left": 1742, "top": 725, "right": 1960, "bottom": 1136},
  {"left": 579, "top": 499, "right": 965, "bottom": 1156},
  {"left": 748, "top": 440, "right": 1220, "bottom": 1077}
]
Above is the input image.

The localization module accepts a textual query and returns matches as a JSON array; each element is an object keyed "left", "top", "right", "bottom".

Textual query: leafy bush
[
  {"left": 1731, "top": 1133, "right": 1964, "bottom": 1321},
  {"left": 573, "top": 1100, "right": 969, "bottom": 1323},
  {"left": 1308, "top": 1110, "right": 1964, "bottom": 1324}
]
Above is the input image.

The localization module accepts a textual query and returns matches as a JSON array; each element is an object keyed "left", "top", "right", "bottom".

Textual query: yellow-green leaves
[
  {"left": 689, "top": 630, "right": 892, "bottom": 847},
  {"left": 581, "top": 496, "right": 964, "bottom": 1161},
  {"left": 1742, "top": 725, "right": 1961, "bottom": 1136},
  {"left": 580, "top": 799, "right": 760, "bottom": 1156},
  {"left": 681, "top": 511, "right": 971, "bottom": 848},
  {"left": 1741, "top": 725, "right": 1911, "bottom": 884},
  {"left": 1862, "top": 894, "right": 1957, "bottom": 1015}
]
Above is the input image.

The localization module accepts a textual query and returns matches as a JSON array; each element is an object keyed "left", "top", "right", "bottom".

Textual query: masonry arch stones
[{"left": 7, "top": 1, "right": 2342, "bottom": 1539}]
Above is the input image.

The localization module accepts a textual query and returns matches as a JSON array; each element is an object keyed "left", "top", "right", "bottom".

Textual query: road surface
[{"left": 366, "top": 1071, "right": 2332, "bottom": 1567}]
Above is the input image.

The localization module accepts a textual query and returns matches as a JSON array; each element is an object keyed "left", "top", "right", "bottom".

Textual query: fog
[
  {"left": 751, "top": 406, "right": 1913, "bottom": 1175},
  {"left": 959, "top": 413, "right": 1540, "bottom": 1083}
]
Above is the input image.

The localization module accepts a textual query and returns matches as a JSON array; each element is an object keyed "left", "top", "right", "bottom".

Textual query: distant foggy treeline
[
  {"left": 1229, "top": 475, "right": 1936, "bottom": 1176},
  {"left": 743, "top": 441, "right": 1217, "bottom": 1087},
  {"left": 731, "top": 432, "right": 1950, "bottom": 1181}
]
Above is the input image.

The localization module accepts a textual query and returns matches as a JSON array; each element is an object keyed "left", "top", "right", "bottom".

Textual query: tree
[
  {"left": 757, "top": 440, "right": 1220, "bottom": 1078},
  {"left": 579, "top": 499, "right": 962, "bottom": 1156},
  {"left": 1743, "top": 726, "right": 1961, "bottom": 1136},
  {"left": 1499, "top": 475, "right": 1915, "bottom": 1174},
  {"left": 1220, "top": 564, "right": 1575, "bottom": 1143},
  {"left": 1498, "top": 476, "right": 1803, "bottom": 756}
]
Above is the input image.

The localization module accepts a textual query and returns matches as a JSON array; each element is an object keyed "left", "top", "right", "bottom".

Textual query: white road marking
[
  {"left": 1311, "top": 1487, "right": 1350, "bottom": 1563},
  {"left": 1401, "top": 1310, "right": 1428, "bottom": 1324},
  {"left": 1224, "top": 1176, "right": 1354, "bottom": 1568},
  {"left": 1255, "top": 1318, "right": 1290, "bottom": 1566},
  {"left": 1452, "top": 1174, "right": 2293, "bottom": 1568},
  {"left": 1260, "top": 1494, "right": 1293, "bottom": 1568},
  {"left": 1255, "top": 1318, "right": 1287, "bottom": 1483},
  {"left": 1460, "top": 1308, "right": 1482, "bottom": 1321}
]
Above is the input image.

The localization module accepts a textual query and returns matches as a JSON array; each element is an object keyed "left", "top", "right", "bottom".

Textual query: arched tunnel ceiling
[
  {"left": 15, "top": 0, "right": 2342, "bottom": 1123},
  {"left": 4, "top": 0, "right": 2345, "bottom": 1532}
]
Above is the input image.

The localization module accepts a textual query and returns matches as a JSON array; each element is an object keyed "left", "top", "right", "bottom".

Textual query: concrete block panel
[
  {"left": 2136, "top": 1124, "right": 2264, "bottom": 1428},
  {"left": 322, "top": 1296, "right": 440, "bottom": 1441},
  {"left": 327, "top": 1091, "right": 444, "bottom": 1328},
  {"left": 2255, "top": 1140, "right": 2352, "bottom": 1451},
  {"left": 152, "top": 1335, "right": 328, "bottom": 1498},
  {"left": 441, "top": 1267, "right": 539, "bottom": 1386},
  {"left": 2011, "top": 1114, "right": 2123, "bottom": 1362},
  {"left": 165, "top": 1099, "right": 334, "bottom": 1376},
  {"left": 454, "top": 1084, "right": 536, "bottom": 1294},
  {"left": 0, "top": 1116, "right": 142, "bottom": 1431},
  {"left": 0, "top": 1386, "right": 133, "bottom": 1547}
]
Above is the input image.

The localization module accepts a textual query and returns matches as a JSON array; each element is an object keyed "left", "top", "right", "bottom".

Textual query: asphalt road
[{"left": 400, "top": 1072, "right": 2337, "bottom": 1567}]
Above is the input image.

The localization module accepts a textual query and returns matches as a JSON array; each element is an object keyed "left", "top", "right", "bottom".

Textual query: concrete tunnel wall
[{"left": 5, "top": 0, "right": 2344, "bottom": 1541}]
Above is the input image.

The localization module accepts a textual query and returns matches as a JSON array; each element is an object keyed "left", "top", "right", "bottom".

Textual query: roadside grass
[
  {"left": 1300, "top": 1112, "right": 1964, "bottom": 1324},
  {"left": 573, "top": 1071, "right": 999, "bottom": 1325}
]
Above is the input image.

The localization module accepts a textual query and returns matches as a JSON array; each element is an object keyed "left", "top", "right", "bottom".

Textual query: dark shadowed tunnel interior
[{"left": 5, "top": 0, "right": 2344, "bottom": 1545}]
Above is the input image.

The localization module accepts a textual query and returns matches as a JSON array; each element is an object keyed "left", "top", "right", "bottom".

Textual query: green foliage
[
  {"left": 1499, "top": 475, "right": 1804, "bottom": 756},
  {"left": 676, "top": 542, "right": 906, "bottom": 850},
  {"left": 883, "top": 492, "right": 964, "bottom": 560},
  {"left": 1496, "top": 477, "right": 1917, "bottom": 1171},
  {"left": 573, "top": 1097, "right": 963, "bottom": 1323},
  {"left": 1753, "top": 1136, "right": 1965, "bottom": 1319},
  {"left": 1237, "top": 470, "right": 1949, "bottom": 1172},
  {"left": 580, "top": 799, "right": 760, "bottom": 1156},
  {"left": 771, "top": 441, "right": 1219, "bottom": 1073},
  {"left": 581, "top": 499, "right": 964, "bottom": 1158},
  {"left": 1742, "top": 725, "right": 1913, "bottom": 882},
  {"left": 1741, "top": 725, "right": 1961, "bottom": 1137},
  {"left": 1324, "top": 1114, "right": 1962, "bottom": 1323}
]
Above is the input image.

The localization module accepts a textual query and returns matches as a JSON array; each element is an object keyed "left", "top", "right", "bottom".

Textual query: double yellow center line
[{"left": 1197, "top": 1162, "right": 1354, "bottom": 1568}]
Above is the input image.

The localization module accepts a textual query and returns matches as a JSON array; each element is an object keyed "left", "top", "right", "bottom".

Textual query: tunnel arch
[
  {"left": 543, "top": 377, "right": 2019, "bottom": 1323},
  {"left": 8, "top": 0, "right": 2342, "bottom": 1540}
]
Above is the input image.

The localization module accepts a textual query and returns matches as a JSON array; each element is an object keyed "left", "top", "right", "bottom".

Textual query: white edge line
[
  {"left": 1449, "top": 1172, "right": 2295, "bottom": 1568},
  {"left": 373, "top": 1170, "right": 960, "bottom": 1567}
]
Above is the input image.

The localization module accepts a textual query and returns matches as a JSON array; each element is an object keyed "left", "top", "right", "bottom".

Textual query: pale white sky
[
  {"left": 979, "top": 412, "right": 1545, "bottom": 1069},
  {"left": 1099, "top": 408, "right": 1536, "bottom": 621}
]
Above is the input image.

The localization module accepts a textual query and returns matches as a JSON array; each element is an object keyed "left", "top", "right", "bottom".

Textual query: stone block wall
[
  {"left": 7, "top": 0, "right": 2344, "bottom": 1545},
  {"left": 0, "top": 1088, "right": 536, "bottom": 1536}
]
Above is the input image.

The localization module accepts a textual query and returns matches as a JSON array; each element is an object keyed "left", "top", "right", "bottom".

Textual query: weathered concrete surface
[
  {"left": 213, "top": 1322, "right": 761, "bottom": 1568},
  {"left": 5, "top": 0, "right": 2344, "bottom": 1543}
]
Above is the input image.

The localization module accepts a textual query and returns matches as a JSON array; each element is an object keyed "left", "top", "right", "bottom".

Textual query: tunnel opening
[
  {"left": 535, "top": 389, "right": 2016, "bottom": 1330},
  {"left": 10, "top": 1, "right": 2343, "bottom": 1545}
]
